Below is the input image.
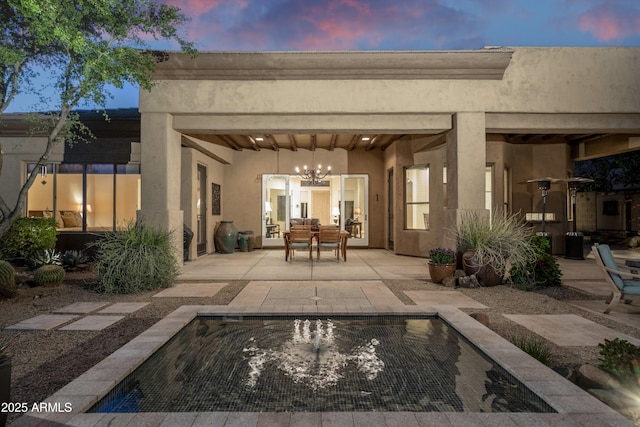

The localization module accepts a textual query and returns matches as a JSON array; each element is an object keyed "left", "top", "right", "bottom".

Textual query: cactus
[
  {"left": 0, "top": 260, "right": 16, "bottom": 298},
  {"left": 28, "top": 249, "right": 62, "bottom": 270},
  {"left": 33, "top": 265, "right": 65, "bottom": 287},
  {"left": 62, "top": 250, "right": 89, "bottom": 270}
]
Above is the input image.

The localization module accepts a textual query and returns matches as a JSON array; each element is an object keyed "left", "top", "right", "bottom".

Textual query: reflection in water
[
  {"left": 88, "top": 316, "right": 555, "bottom": 413},
  {"left": 244, "top": 319, "right": 383, "bottom": 391}
]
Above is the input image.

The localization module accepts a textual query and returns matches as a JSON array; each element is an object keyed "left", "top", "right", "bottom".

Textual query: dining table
[{"left": 283, "top": 229, "right": 350, "bottom": 261}]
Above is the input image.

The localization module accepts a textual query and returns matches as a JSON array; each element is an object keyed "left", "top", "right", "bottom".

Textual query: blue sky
[{"left": 7, "top": 0, "right": 640, "bottom": 112}]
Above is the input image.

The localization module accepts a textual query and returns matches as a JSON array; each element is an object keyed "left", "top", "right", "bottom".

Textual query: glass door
[
  {"left": 341, "top": 174, "right": 368, "bottom": 247},
  {"left": 263, "top": 174, "right": 289, "bottom": 247},
  {"left": 196, "top": 164, "right": 207, "bottom": 255}
]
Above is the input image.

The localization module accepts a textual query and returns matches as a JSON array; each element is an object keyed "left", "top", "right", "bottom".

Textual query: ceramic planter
[
  {"left": 428, "top": 262, "right": 456, "bottom": 284},
  {"left": 214, "top": 221, "right": 238, "bottom": 254}
]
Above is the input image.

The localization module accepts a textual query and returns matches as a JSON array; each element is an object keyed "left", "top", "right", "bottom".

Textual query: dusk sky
[{"left": 7, "top": 0, "right": 640, "bottom": 112}]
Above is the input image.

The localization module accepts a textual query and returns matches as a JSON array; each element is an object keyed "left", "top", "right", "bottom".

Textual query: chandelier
[{"left": 295, "top": 164, "right": 331, "bottom": 185}]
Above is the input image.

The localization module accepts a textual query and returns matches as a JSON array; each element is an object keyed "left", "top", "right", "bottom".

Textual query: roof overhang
[{"left": 151, "top": 48, "right": 514, "bottom": 81}]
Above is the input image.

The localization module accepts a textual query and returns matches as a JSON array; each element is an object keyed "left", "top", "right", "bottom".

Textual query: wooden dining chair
[
  {"left": 317, "top": 226, "right": 341, "bottom": 261},
  {"left": 288, "top": 228, "right": 313, "bottom": 261}
]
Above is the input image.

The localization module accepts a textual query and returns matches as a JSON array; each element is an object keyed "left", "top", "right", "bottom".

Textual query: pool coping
[{"left": 13, "top": 304, "right": 634, "bottom": 426}]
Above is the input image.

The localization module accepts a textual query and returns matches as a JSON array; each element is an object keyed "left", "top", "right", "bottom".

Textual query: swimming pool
[{"left": 89, "top": 315, "right": 553, "bottom": 413}]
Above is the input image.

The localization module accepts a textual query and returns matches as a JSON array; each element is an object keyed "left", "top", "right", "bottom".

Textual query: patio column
[
  {"left": 445, "top": 112, "right": 488, "bottom": 237},
  {"left": 138, "top": 112, "right": 184, "bottom": 263}
]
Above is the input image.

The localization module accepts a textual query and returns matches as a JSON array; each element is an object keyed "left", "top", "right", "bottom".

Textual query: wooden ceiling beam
[
  {"left": 265, "top": 134, "right": 279, "bottom": 151},
  {"left": 347, "top": 134, "right": 360, "bottom": 151},
  {"left": 247, "top": 136, "right": 261, "bottom": 151},
  {"left": 288, "top": 134, "right": 299, "bottom": 151},
  {"left": 219, "top": 135, "right": 243, "bottom": 151},
  {"left": 364, "top": 135, "right": 379, "bottom": 151},
  {"left": 329, "top": 134, "right": 338, "bottom": 151}
]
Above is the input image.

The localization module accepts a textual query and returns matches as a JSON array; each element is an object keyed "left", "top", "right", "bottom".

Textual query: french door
[
  {"left": 340, "top": 174, "right": 368, "bottom": 247},
  {"left": 261, "top": 173, "right": 369, "bottom": 247}
]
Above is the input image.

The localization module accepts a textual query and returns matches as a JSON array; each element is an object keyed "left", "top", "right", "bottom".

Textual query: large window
[
  {"left": 26, "top": 163, "right": 140, "bottom": 231},
  {"left": 405, "top": 165, "right": 429, "bottom": 230}
]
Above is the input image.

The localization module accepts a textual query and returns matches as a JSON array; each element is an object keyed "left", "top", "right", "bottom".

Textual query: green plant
[
  {"left": 0, "top": 217, "right": 57, "bottom": 262},
  {"left": 0, "top": 260, "right": 16, "bottom": 298},
  {"left": 598, "top": 338, "right": 640, "bottom": 386},
  {"left": 28, "top": 248, "right": 62, "bottom": 270},
  {"left": 451, "top": 210, "right": 536, "bottom": 279},
  {"left": 33, "top": 265, "right": 66, "bottom": 287},
  {"left": 91, "top": 221, "right": 179, "bottom": 294},
  {"left": 512, "top": 336, "right": 552, "bottom": 365},
  {"left": 61, "top": 250, "right": 90, "bottom": 271},
  {"left": 429, "top": 247, "right": 456, "bottom": 264},
  {"left": 509, "top": 235, "right": 562, "bottom": 288}
]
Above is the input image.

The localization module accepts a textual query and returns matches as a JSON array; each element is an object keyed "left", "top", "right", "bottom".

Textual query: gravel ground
[{"left": 1, "top": 269, "right": 639, "bottom": 424}]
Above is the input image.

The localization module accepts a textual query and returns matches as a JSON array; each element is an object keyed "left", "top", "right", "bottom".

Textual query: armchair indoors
[{"left": 592, "top": 243, "right": 640, "bottom": 314}]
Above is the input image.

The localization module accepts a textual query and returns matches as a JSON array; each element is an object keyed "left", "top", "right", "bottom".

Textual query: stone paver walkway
[
  {"left": 404, "top": 290, "right": 488, "bottom": 308},
  {"left": 6, "top": 314, "right": 77, "bottom": 330},
  {"left": 53, "top": 302, "right": 111, "bottom": 314},
  {"left": 6, "top": 302, "right": 149, "bottom": 331},
  {"left": 504, "top": 314, "right": 640, "bottom": 347},
  {"left": 153, "top": 282, "right": 227, "bottom": 297},
  {"left": 60, "top": 315, "right": 125, "bottom": 331},
  {"left": 97, "top": 302, "right": 149, "bottom": 314}
]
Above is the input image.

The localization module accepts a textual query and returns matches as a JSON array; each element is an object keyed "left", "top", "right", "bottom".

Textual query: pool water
[{"left": 90, "top": 315, "right": 554, "bottom": 413}]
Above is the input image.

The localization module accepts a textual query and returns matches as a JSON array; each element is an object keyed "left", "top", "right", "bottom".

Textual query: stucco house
[{"left": 2, "top": 47, "right": 639, "bottom": 260}]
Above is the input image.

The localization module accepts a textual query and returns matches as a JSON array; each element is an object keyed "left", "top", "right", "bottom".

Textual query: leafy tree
[{"left": 0, "top": 0, "right": 195, "bottom": 236}]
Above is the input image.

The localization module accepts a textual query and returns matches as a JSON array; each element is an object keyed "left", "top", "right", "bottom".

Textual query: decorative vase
[
  {"left": 214, "top": 221, "right": 238, "bottom": 254},
  {"left": 477, "top": 264, "right": 503, "bottom": 287},
  {"left": 0, "top": 357, "right": 10, "bottom": 427},
  {"left": 428, "top": 262, "right": 456, "bottom": 284},
  {"left": 462, "top": 250, "right": 503, "bottom": 286},
  {"left": 462, "top": 250, "right": 480, "bottom": 276}
]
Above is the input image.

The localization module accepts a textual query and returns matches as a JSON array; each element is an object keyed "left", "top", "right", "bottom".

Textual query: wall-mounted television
[{"left": 602, "top": 200, "right": 619, "bottom": 216}]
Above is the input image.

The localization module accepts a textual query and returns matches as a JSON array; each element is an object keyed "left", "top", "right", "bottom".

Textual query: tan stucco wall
[
  {"left": 135, "top": 47, "right": 640, "bottom": 259},
  {"left": 0, "top": 136, "right": 64, "bottom": 211},
  {"left": 141, "top": 48, "right": 640, "bottom": 116}
]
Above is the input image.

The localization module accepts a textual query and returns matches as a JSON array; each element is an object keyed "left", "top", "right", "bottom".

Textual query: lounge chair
[{"left": 592, "top": 243, "right": 640, "bottom": 314}]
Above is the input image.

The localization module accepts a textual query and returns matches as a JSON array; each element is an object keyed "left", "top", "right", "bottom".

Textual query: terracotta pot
[{"left": 428, "top": 262, "right": 456, "bottom": 284}]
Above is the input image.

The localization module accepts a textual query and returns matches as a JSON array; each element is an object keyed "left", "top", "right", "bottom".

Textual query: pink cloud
[{"left": 577, "top": 3, "right": 640, "bottom": 41}]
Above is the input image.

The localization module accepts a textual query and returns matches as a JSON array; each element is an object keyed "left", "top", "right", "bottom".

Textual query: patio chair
[
  {"left": 592, "top": 243, "right": 640, "bottom": 314},
  {"left": 288, "top": 228, "right": 313, "bottom": 262},
  {"left": 317, "top": 225, "right": 341, "bottom": 261}
]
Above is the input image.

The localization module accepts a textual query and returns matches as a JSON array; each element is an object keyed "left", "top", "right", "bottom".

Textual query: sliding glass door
[{"left": 262, "top": 174, "right": 289, "bottom": 247}]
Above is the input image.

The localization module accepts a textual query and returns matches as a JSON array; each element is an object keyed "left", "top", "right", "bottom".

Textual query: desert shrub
[
  {"left": 512, "top": 335, "right": 552, "bottom": 365},
  {"left": 28, "top": 248, "right": 62, "bottom": 270},
  {"left": 92, "top": 221, "right": 178, "bottom": 294},
  {"left": 0, "top": 217, "right": 57, "bottom": 262},
  {"left": 598, "top": 338, "right": 640, "bottom": 386},
  {"left": 509, "top": 235, "right": 562, "bottom": 288},
  {"left": 33, "top": 264, "right": 66, "bottom": 287},
  {"left": 61, "top": 250, "right": 90, "bottom": 271},
  {"left": 0, "top": 260, "right": 17, "bottom": 298}
]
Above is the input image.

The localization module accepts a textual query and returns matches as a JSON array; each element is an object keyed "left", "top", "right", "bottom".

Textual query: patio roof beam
[
  {"left": 329, "top": 134, "right": 337, "bottom": 151},
  {"left": 347, "top": 134, "right": 360, "bottom": 151},
  {"left": 247, "top": 136, "right": 261, "bottom": 151},
  {"left": 219, "top": 135, "right": 243, "bottom": 151},
  {"left": 265, "top": 134, "right": 279, "bottom": 151},
  {"left": 288, "top": 134, "right": 299, "bottom": 151}
]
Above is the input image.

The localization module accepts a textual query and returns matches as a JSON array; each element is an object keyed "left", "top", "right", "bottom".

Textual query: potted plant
[
  {"left": 428, "top": 247, "right": 456, "bottom": 284},
  {"left": 451, "top": 210, "right": 535, "bottom": 286},
  {"left": 0, "top": 342, "right": 10, "bottom": 427}
]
